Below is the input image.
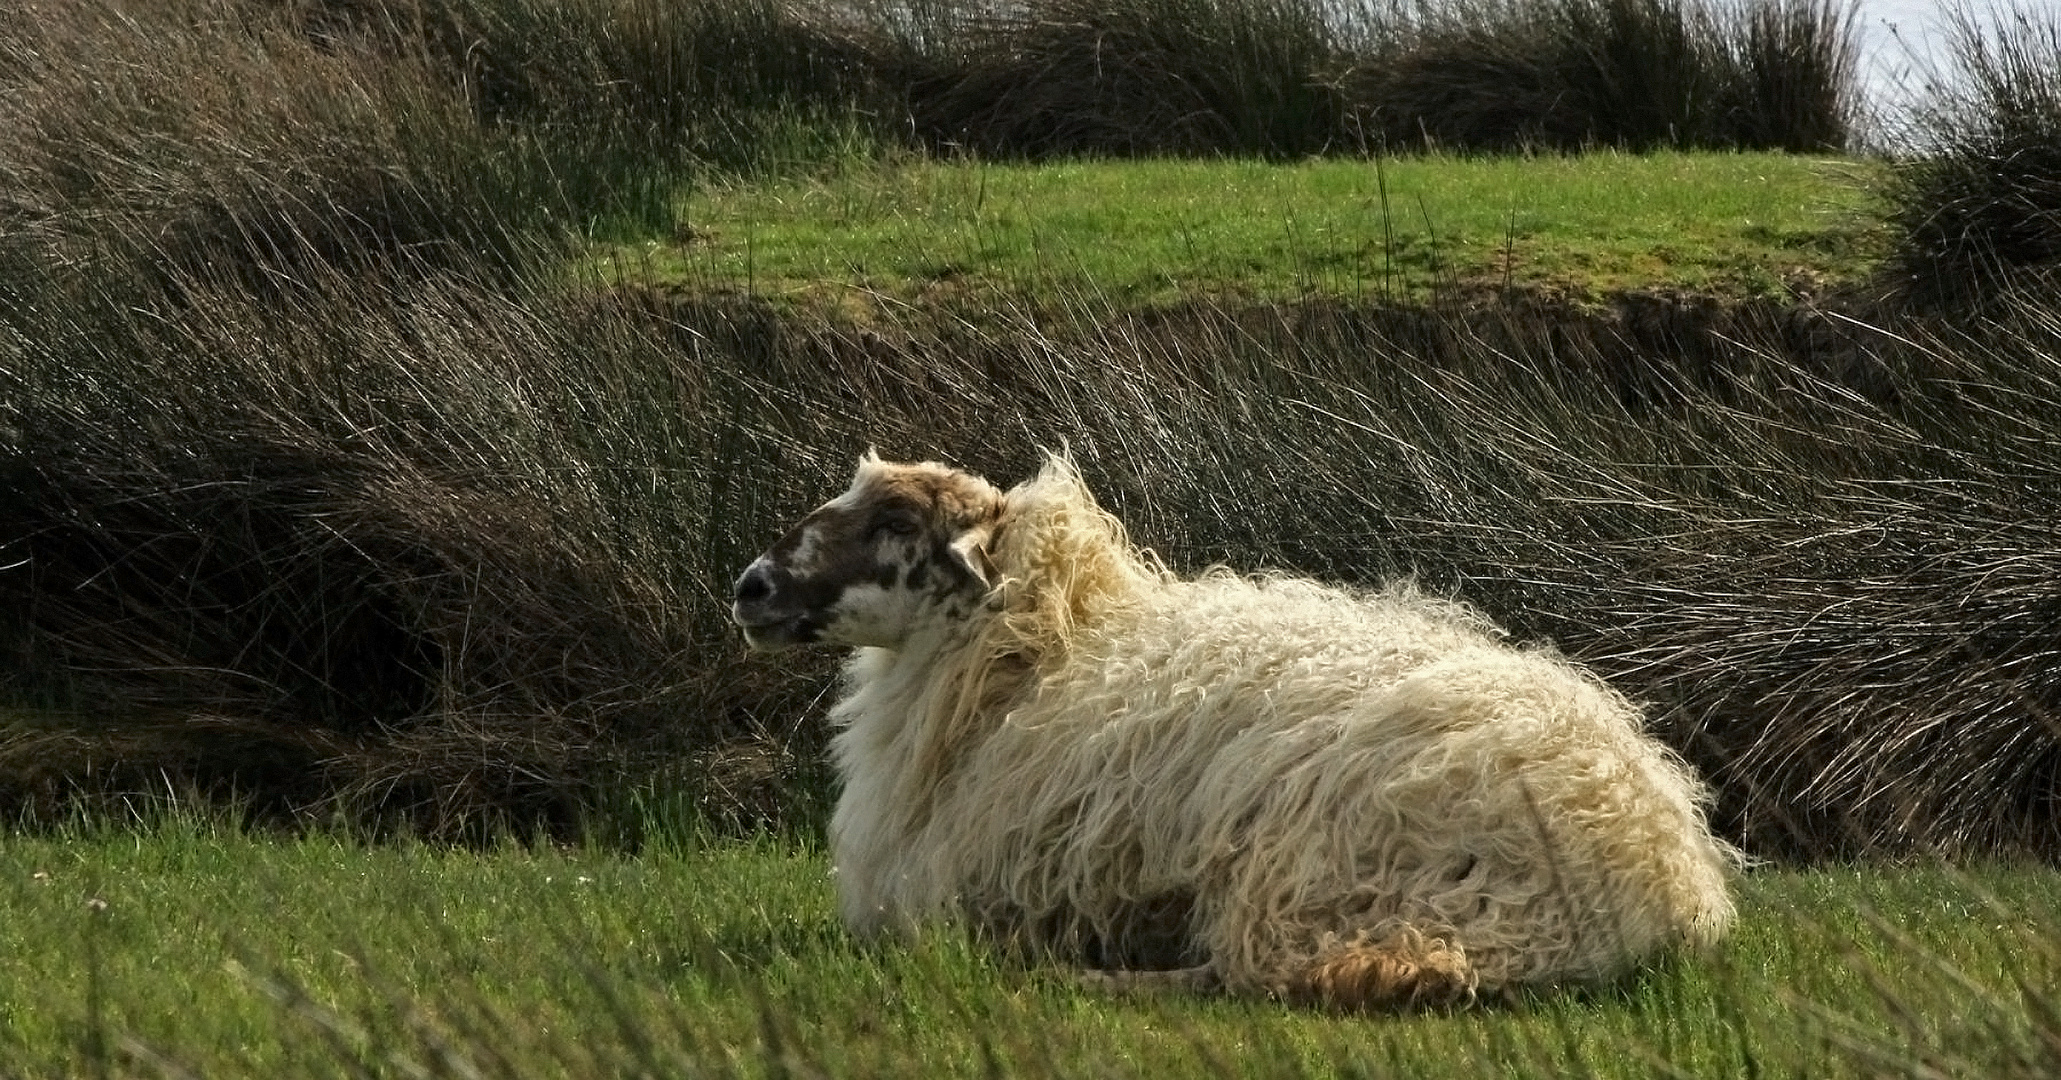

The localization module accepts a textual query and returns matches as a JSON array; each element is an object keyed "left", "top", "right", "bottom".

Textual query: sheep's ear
[
  {"left": 948, "top": 523, "right": 998, "bottom": 590},
  {"left": 850, "top": 448, "right": 886, "bottom": 487}
]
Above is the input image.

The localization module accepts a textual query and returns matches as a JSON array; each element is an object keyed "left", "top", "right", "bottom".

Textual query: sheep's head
[{"left": 731, "top": 454, "right": 1005, "bottom": 651}]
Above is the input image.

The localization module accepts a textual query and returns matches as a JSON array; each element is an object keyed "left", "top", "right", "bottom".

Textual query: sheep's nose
[{"left": 733, "top": 563, "right": 774, "bottom": 607}]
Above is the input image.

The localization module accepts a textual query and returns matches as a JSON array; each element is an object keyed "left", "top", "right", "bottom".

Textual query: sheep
[{"left": 731, "top": 451, "right": 1741, "bottom": 1009}]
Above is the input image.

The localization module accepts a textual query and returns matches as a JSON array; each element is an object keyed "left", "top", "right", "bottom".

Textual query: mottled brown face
[{"left": 731, "top": 456, "right": 1006, "bottom": 651}]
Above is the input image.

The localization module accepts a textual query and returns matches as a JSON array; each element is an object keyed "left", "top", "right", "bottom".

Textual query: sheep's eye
[{"left": 871, "top": 516, "right": 920, "bottom": 540}]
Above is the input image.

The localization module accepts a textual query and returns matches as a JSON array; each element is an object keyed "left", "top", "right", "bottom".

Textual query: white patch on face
[
  {"left": 786, "top": 522, "right": 830, "bottom": 576},
  {"left": 820, "top": 581, "right": 930, "bottom": 649}
]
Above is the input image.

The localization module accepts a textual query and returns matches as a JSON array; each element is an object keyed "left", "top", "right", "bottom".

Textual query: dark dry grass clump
[
  {"left": 0, "top": 260, "right": 851, "bottom": 836},
  {"left": 1885, "top": 4, "right": 2061, "bottom": 311},
  {"left": 245, "top": 0, "right": 1866, "bottom": 164},
  {"left": 388, "top": 0, "right": 907, "bottom": 179},
  {"left": 0, "top": 0, "right": 582, "bottom": 290},
  {"left": 1340, "top": 0, "right": 1858, "bottom": 152},
  {"left": 910, "top": 0, "right": 1348, "bottom": 157},
  {"left": 0, "top": 0, "right": 776, "bottom": 834},
  {"left": 912, "top": 0, "right": 1860, "bottom": 156}
]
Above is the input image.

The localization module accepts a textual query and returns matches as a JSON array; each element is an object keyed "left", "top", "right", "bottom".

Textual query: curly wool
[{"left": 828, "top": 454, "right": 1739, "bottom": 1003}]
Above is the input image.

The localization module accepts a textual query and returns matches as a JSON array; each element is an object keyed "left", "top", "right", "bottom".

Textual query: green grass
[
  {"left": 617, "top": 151, "right": 1891, "bottom": 309},
  {"left": 5, "top": 819, "right": 2057, "bottom": 1077}
]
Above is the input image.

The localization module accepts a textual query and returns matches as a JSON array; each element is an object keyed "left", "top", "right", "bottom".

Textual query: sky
[
  {"left": 1852, "top": 0, "right": 1991, "bottom": 143},
  {"left": 1855, "top": 0, "right": 1955, "bottom": 101}
]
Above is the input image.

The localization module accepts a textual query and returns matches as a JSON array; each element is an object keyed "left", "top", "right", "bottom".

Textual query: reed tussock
[
  {"left": 909, "top": 0, "right": 1859, "bottom": 156},
  {"left": 0, "top": 264, "right": 841, "bottom": 834},
  {"left": 119, "top": 0, "right": 1863, "bottom": 169},
  {"left": 1339, "top": 0, "right": 1857, "bottom": 152},
  {"left": 0, "top": 0, "right": 569, "bottom": 288},
  {"left": 911, "top": 0, "right": 1346, "bottom": 157},
  {"left": 397, "top": 0, "right": 904, "bottom": 176},
  {"left": 1886, "top": 4, "right": 2061, "bottom": 311}
]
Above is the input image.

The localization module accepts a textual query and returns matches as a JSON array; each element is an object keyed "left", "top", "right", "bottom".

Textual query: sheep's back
[
  {"left": 921, "top": 580, "right": 1498, "bottom": 917},
  {"left": 928, "top": 575, "right": 1731, "bottom": 984}
]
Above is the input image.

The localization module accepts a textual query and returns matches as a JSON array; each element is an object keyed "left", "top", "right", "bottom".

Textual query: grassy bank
[
  {"left": 3, "top": 818, "right": 2058, "bottom": 1077},
  {"left": 633, "top": 151, "right": 1888, "bottom": 307}
]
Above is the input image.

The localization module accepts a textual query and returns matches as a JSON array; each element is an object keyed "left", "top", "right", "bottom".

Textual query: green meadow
[
  {"left": 624, "top": 152, "right": 1889, "bottom": 307},
  {"left": 5, "top": 818, "right": 2059, "bottom": 1078}
]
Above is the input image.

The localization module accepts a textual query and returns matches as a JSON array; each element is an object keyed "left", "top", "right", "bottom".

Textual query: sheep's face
[{"left": 732, "top": 455, "right": 1004, "bottom": 651}]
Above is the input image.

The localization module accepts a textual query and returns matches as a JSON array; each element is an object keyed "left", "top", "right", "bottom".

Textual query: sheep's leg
[
  {"left": 1286, "top": 932, "right": 1477, "bottom": 1012},
  {"left": 1077, "top": 964, "right": 1220, "bottom": 996}
]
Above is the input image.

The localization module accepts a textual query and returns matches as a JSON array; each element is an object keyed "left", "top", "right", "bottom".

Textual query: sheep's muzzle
[{"left": 730, "top": 557, "right": 825, "bottom": 650}]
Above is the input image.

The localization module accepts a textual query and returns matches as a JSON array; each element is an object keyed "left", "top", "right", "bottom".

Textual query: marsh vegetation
[{"left": 2, "top": 0, "right": 2060, "bottom": 1072}]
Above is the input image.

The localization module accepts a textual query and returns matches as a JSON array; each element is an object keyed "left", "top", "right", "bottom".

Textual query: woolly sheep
[{"left": 731, "top": 451, "right": 1740, "bottom": 1009}]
